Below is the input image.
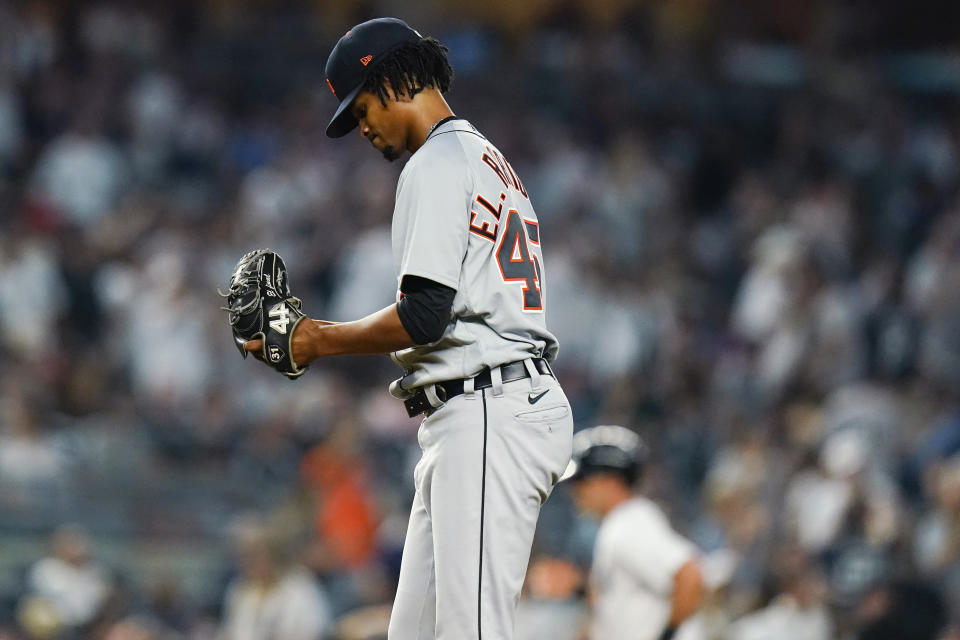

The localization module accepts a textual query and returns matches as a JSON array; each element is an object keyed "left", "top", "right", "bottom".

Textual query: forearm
[
  {"left": 299, "top": 304, "right": 415, "bottom": 360},
  {"left": 667, "top": 560, "right": 704, "bottom": 629}
]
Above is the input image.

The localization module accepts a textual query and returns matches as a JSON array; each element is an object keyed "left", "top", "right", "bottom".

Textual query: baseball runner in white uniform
[
  {"left": 563, "top": 426, "right": 706, "bottom": 640},
  {"left": 241, "top": 17, "right": 574, "bottom": 640}
]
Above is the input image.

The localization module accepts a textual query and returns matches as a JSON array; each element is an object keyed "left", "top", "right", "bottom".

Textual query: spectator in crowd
[
  {"left": 220, "top": 515, "right": 333, "bottom": 640},
  {"left": 1, "top": 0, "right": 960, "bottom": 637},
  {"left": 726, "top": 550, "right": 833, "bottom": 640},
  {"left": 0, "top": 392, "right": 66, "bottom": 505}
]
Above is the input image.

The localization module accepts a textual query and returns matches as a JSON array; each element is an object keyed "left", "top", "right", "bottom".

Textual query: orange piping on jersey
[{"left": 523, "top": 218, "right": 540, "bottom": 245}]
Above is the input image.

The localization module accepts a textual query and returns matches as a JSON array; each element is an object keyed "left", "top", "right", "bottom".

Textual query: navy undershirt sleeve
[{"left": 397, "top": 275, "right": 457, "bottom": 345}]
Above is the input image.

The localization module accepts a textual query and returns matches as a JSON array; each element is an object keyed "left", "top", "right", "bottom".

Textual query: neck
[
  {"left": 407, "top": 90, "right": 455, "bottom": 153},
  {"left": 599, "top": 485, "right": 634, "bottom": 518}
]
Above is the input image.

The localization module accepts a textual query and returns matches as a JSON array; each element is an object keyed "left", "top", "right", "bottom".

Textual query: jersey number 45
[{"left": 495, "top": 209, "right": 543, "bottom": 312}]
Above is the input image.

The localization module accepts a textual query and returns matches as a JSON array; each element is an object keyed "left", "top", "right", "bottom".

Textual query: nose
[{"left": 359, "top": 121, "right": 370, "bottom": 138}]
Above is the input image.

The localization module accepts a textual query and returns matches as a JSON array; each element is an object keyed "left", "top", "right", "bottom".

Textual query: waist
[
  {"left": 391, "top": 328, "right": 559, "bottom": 388},
  {"left": 403, "top": 358, "right": 553, "bottom": 418}
]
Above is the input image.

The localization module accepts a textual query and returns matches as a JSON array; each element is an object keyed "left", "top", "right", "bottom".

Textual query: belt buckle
[
  {"left": 404, "top": 392, "right": 430, "bottom": 418},
  {"left": 403, "top": 384, "right": 450, "bottom": 418},
  {"left": 423, "top": 385, "right": 447, "bottom": 417}
]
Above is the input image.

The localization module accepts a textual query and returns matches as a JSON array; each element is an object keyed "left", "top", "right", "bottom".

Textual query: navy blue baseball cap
[{"left": 324, "top": 18, "right": 422, "bottom": 138}]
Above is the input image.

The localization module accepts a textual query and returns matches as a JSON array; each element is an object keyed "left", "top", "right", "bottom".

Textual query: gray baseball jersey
[
  {"left": 386, "top": 118, "right": 574, "bottom": 640},
  {"left": 390, "top": 119, "right": 558, "bottom": 390}
]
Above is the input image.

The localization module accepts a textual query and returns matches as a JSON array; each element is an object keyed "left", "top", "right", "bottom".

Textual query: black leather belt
[{"left": 404, "top": 358, "right": 553, "bottom": 418}]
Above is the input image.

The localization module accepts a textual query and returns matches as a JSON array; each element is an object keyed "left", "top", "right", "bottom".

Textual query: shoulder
[
  {"left": 415, "top": 130, "right": 474, "bottom": 168},
  {"left": 599, "top": 498, "right": 697, "bottom": 572},
  {"left": 280, "top": 567, "right": 321, "bottom": 591},
  {"left": 601, "top": 498, "right": 672, "bottom": 542},
  {"left": 222, "top": 577, "right": 249, "bottom": 609},
  {"left": 612, "top": 497, "right": 669, "bottom": 527},
  {"left": 279, "top": 568, "right": 331, "bottom": 606},
  {"left": 28, "top": 557, "right": 60, "bottom": 584},
  {"left": 277, "top": 569, "right": 331, "bottom": 621},
  {"left": 399, "top": 132, "right": 476, "bottom": 191}
]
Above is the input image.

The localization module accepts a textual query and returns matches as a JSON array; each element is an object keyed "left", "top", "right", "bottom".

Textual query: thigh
[
  {"left": 492, "top": 377, "right": 575, "bottom": 494},
  {"left": 479, "top": 378, "right": 574, "bottom": 639},
  {"left": 400, "top": 378, "right": 573, "bottom": 640},
  {"left": 417, "top": 394, "right": 488, "bottom": 639},
  {"left": 389, "top": 490, "right": 437, "bottom": 640}
]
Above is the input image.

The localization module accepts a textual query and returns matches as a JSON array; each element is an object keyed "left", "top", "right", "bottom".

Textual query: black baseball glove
[{"left": 219, "top": 249, "right": 308, "bottom": 379}]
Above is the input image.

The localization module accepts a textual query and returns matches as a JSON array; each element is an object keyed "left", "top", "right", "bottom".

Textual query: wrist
[
  {"left": 658, "top": 626, "right": 677, "bottom": 640},
  {"left": 308, "top": 319, "right": 345, "bottom": 359},
  {"left": 292, "top": 317, "right": 321, "bottom": 365},
  {"left": 308, "top": 318, "right": 337, "bottom": 359}
]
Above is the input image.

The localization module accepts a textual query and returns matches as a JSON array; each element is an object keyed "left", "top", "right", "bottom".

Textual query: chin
[{"left": 382, "top": 145, "right": 401, "bottom": 162}]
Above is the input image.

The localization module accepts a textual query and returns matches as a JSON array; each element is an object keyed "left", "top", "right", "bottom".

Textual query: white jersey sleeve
[{"left": 393, "top": 143, "right": 472, "bottom": 289}]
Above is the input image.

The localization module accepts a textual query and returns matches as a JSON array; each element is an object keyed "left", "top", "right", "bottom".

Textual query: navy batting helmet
[{"left": 561, "top": 425, "right": 647, "bottom": 485}]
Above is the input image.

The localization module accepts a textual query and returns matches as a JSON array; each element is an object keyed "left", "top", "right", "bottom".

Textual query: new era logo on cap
[{"left": 360, "top": 55, "right": 373, "bottom": 66}]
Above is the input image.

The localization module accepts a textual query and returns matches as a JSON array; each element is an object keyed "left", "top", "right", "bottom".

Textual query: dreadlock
[{"left": 361, "top": 37, "right": 454, "bottom": 107}]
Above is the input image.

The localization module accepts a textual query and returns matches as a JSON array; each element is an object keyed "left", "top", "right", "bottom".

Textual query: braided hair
[{"left": 361, "top": 37, "right": 454, "bottom": 106}]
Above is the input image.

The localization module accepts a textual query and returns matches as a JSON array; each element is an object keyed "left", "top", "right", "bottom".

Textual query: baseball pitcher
[{"left": 222, "top": 17, "right": 574, "bottom": 640}]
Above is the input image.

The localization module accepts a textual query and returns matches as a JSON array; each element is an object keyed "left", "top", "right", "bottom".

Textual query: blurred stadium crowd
[{"left": 2, "top": 0, "right": 960, "bottom": 638}]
